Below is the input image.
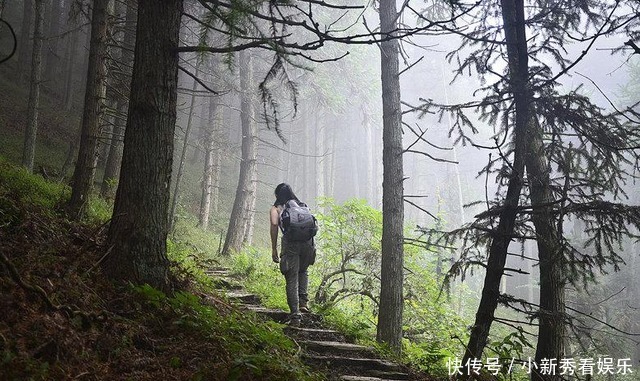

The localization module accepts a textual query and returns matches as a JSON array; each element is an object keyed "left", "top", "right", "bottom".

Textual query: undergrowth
[
  {"left": 220, "top": 198, "right": 471, "bottom": 378},
  {"left": 132, "top": 284, "right": 320, "bottom": 381},
  {"left": 0, "top": 159, "right": 322, "bottom": 381}
]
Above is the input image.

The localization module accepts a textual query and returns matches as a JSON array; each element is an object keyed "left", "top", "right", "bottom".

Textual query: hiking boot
[{"left": 299, "top": 303, "right": 310, "bottom": 313}]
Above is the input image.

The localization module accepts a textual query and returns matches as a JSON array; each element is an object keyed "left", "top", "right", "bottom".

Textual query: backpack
[{"left": 279, "top": 200, "right": 318, "bottom": 241}]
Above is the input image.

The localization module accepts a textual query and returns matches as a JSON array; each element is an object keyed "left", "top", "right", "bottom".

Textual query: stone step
[
  {"left": 211, "top": 277, "right": 243, "bottom": 291},
  {"left": 283, "top": 326, "right": 347, "bottom": 342},
  {"left": 209, "top": 266, "right": 230, "bottom": 271},
  {"left": 204, "top": 269, "right": 234, "bottom": 277},
  {"left": 226, "top": 291, "right": 261, "bottom": 305},
  {"left": 298, "top": 340, "right": 376, "bottom": 358},
  {"left": 339, "top": 376, "right": 407, "bottom": 381},
  {"left": 302, "top": 354, "right": 407, "bottom": 377},
  {"left": 244, "top": 306, "right": 291, "bottom": 323},
  {"left": 343, "top": 370, "right": 409, "bottom": 381}
]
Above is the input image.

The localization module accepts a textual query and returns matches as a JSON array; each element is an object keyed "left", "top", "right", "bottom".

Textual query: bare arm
[{"left": 270, "top": 206, "right": 280, "bottom": 262}]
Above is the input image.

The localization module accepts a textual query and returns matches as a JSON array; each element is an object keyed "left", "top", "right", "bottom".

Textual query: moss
[{"left": 0, "top": 156, "right": 70, "bottom": 211}]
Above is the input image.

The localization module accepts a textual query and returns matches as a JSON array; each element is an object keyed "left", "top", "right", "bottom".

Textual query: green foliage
[
  {"left": 171, "top": 215, "right": 226, "bottom": 258},
  {"left": 227, "top": 197, "right": 472, "bottom": 375},
  {"left": 84, "top": 194, "right": 112, "bottom": 224},
  {"left": 314, "top": 198, "right": 471, "bottom": 374},
  {"left": 231, "top": 247, "right": 289, "bottom": 310},
  {"left": 167, "top": 239, "right": 221, "bottom": 293},
  {"left": 402, "top": 246, "right": 470, "bottom": 375},
  {"left": 488, "top": 327, "right": 532, "bottom": 361},
  {"left": 0, "top": 156, "right": 113, "bottom": 226},
  {"left": 317, "top": 304, "right": 374, "bottom": 343},
  {"left": 0, "top": 156, "right": 69, "bottom": 211},
  {"left": 312, "top": 197, "right": 381, "bottom": 308}
]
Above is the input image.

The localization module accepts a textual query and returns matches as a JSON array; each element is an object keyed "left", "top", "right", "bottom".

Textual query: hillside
[
  {"left": 0, "top": 64, "right": 324, "bottom": 380},
  {"left": 0, "top": 158, "right": 326, "bottom": 380},
  {"left": 0, "top": 65, "right": 434, "bottom": 380}
]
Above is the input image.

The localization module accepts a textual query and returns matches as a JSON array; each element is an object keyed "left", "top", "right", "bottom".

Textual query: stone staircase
[{"left": 205, "top": 267, "right": 414, "bottom": 381}]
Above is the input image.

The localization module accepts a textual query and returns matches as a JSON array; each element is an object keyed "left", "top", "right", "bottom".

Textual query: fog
[{"left": 1, "top": 0, "right": 639, "bottom": 374}]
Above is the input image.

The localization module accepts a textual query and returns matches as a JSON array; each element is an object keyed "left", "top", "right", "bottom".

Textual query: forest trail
[{"left": 206, "top": 267, "right": 415, "bottom": 381}]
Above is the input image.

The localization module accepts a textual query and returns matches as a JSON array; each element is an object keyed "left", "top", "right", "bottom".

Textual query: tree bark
[
  {"left": 364, "top": 112, "right": 375, "bottom": 205},
  {"left": 17, "top": 0, "right": 33, "bottom": 81},
  {"left": 100, "top": 100, "right": 125, "bottom": 198},
  {"left": 461, "top": 0, "right": 530, "bottom": 367},
  {"left": 527, "top": 118, "right": 565, "bottom": 381},
  {"left": 198, "top": 94, "right": 222, "bottom": 229},
  {"left": 21, "top": 0, "right": 45, "bottom": 172},
  {"left": 325, "top": 116, "right": 336, "bottom": 198},
  {"left": 376, "top": 0, "right": 404, "bottom": 353},
  {"left": 43, "top": 0, "right": 63, "bottom": 90},
  {"left": 100, "top": 0, "right": 136, "bottom": 198},
  {"left": 315, "top": 108, "right": 325, "bottom": 203},
  {"left": 62, "top": 25, "right": 79, "bottom": 111},
  {"left": 222, "top": 49, "right": 257, "bottom": 255},
  {"left": 68, "top": 0, "right": 110, "bottom": 219},
  {"left": 103, "top": 0, "right": 182, "bottom": 292},
  {"left": 350, "top": 118, "right": 362, "bottom": 199},
  {"left": 168, "top": 58, "right": 202, "bottom": 231}
]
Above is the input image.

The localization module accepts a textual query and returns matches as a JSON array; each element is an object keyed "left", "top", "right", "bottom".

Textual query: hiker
[{"left": 270, "top": 183, "right": 317, "bottom": 324}]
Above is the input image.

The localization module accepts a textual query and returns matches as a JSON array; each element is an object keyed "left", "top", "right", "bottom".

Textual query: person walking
[{"left": 269, "top": 183, "right": 317, "bottom": 325}]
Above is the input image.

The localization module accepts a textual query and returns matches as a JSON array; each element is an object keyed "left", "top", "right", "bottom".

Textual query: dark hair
[{"left": 274, "top": 183, "right": 299, "bottom": 206}]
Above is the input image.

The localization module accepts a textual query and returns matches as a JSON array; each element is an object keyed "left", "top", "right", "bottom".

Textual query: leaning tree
[{"left": 411, "top": 0, "right": 640, "bottom": 378}]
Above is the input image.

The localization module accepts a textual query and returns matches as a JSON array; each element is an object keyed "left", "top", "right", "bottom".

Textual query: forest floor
[
  {"left": 0, "top": 196, "right": 206, "bottom": 379},
  {"left": 0, "top": 64, "right": 438, "bottom": 381},
  {"left": 0, "top": 159, "right": 437, "bottom": 380},
  {"left": 0, "top": 160, "right": 315, "bottom": 380}
]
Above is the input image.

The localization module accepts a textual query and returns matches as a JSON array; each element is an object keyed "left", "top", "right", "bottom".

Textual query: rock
[
  {"left": 302, "top": 354, "right": 405, "bottom": 374},
  {"left": 298, "top": 340, "right": 376, "bottom": 358},
  {"left": 226, "top": 291, "right": 261, "bottom": 305},
  {"left": 283, "top": 326, "right": 347, "bottom": 342}
]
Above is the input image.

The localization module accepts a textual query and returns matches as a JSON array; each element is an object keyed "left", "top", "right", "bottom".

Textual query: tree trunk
[
  {"left": 100, "top": 0, "right": 136, "bottom": 198},
  {"left": 43, "top": 0, "right": 63, "bottom": 90},
  {"left": 21, "top": 0, "right": 45, "bottom": 172},
  {"left": 103, "top": 0, "right": 182, "bottom": 292},
  {"left": 17, "top": 0, "right": 33, "bottom": 81},
  {"left": 222, "top": 49, "right": 257, "bottom": 255},
  {"left": 100, "top": 100, "right": 125, "bottom": 198},
  {"left": 461, "top": 0, "right": 530, "bottom": 367},
  {"left": 315, "top": 108, "right": 325, "bottom": 203},
  {"left": 198, "top": 95, "right": 222, "bottom": 230},
  {"left": 364, "top": 113, "right": 375, "bottom": 205},
  {"left": 452, "top": 147, "right": 466, "bottom": 225},
  {"left": 325, "top": 118, "right": 336, "bottom": 198},
  {"left": 243, "top": 177, "right": 257, "bottom": 245},
  {"left": 301, "top": 107, "right": 310, "bottom": 202},
  {"left": 168, "top": 59, "right": 202, "bottom": 232},
  {"left": 68, "top": 0, "right": 110, "bottom": 219},
  {"left": 527, "top": 118, "right": 565, "bottom": 381},
  {"left": 350, "top": 119, "right": 362, "bottom": 199},
  {"left": 62, "top": 25, "right": 79, "bottom": 111},
  {"left": 376, "top": 0, "right": 404, "bottom": 353}
]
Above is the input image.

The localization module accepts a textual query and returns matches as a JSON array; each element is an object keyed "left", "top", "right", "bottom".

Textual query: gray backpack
[{"left": 280, "top": 200, "right": 318, "bottom": 241}]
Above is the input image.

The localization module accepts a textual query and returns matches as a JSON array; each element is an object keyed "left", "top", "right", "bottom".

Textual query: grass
[{"left": 0, "top": 156, "right": 69, "bottom": 211}]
